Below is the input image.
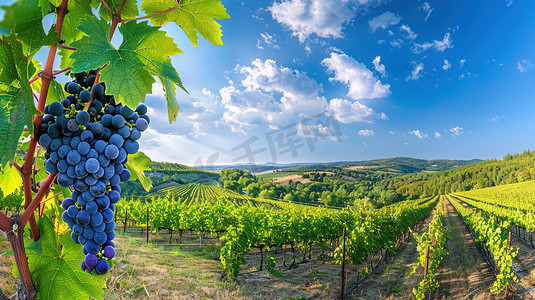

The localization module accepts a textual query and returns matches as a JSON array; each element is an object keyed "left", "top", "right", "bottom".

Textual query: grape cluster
[{"left": 37, "top": 70, "right": 150, "bottom": 274}]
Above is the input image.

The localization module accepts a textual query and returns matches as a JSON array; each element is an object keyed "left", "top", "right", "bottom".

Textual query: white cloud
[
  {"left": 413, "top": 32, "right": 453, "bottom": 53},
  {"left": 409, "top": 130, "right": 428, "bottom": 139},
  {"left": 490, "top": 116, "right": 503, "bottom": 122},
  {"left": 372, "top": 56, "right": 386, "bottom": 77},
  {"left": 269, "top": 0, "right": 388, "bottom": 42},
  {"left": 506, "top": 0, "right": 513, "bottom": 7},
  {"left": 435, "top": 131, "right": 441, "bottom": 138},
  {"left": 220, "top": 59, "right": 329, "bottom": 132},
  {"left": 420, "top": 2, "right": 433, "bottom": 21},
  {"left": 328, "top": 98, "right": 387, "bottom": 124},
  {"left": 449, "top": 126, "right": 463, "bottom": 135},
  {"left": 358, "top": 129, "right": 375, "bottom": 136},
  {"left": 517, "top": 59, "right": 533, "bottom": 72},
  {"left": 390, "top": 39, "right": 402, "bottom": 48},
  {"left": 389, "top": 130, "right": 395, "bottom": 135},
  {"left": 458, "top": 72, "right": 478, "bottom": 80},
  {"left": 149, "top": 82, "right": 165, "bottom": 98},
  {"left": 322, "top": 52, "right": 391, "bottom": 99},
  {"left": 269, "top": 0, "right": 355, "bottom": 42},
  {"left": 442, "top": 59, "right": 451, "bottom": 71},
  {"left": 297, "top": 123, "right": 343, "bottom": 141},
  {"left": 400, "top": 24, "right": 417, "bottom": 40},
  {"left": 201, "top": 88, "right": 215, "bottom": 98},
  {"left": 369, "top": 11, "right": 402, "bottom": 32},
  {"left": 460, "top": 59, "right": 466, "bottom": 68},
  {"left": 406, "top": 62, "right": 424, "bottom": 81},
  {"left": 257, "top": 32, "right": 279, "bottom": 50}
]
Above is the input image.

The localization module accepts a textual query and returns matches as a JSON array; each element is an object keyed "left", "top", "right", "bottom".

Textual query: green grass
[{"left": 257, "top": 172, "right": 296, "bottom": 180}]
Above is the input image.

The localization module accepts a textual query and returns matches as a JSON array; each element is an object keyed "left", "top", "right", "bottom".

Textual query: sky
[{"left": 3, "top": 0, "right": 535, "bottom": 167}]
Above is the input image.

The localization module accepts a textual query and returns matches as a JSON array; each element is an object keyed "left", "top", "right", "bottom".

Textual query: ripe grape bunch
[{"left": 37, "top": 70, "right": 149, "bottom": 275}]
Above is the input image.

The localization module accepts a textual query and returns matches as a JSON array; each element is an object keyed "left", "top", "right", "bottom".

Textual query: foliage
[
  {"left": 412, "top": 197, "right": 448, "bottom": 299},
  {"left": 447, "top": 195, "right": 518, "bottom": 293},
  {"left": 15, "top": 212, "right": 109, "bottom": 300},
  {"left": 0, "top": 0, "right": 229, "bottom": 299}
]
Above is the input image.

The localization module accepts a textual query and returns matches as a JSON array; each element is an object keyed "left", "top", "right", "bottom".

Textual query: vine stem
[
  {"left": 100, "top": 0, "right": 113, "bottom": 16},
  {"left": 58, "top": 44, "right": 76, "bottom": 51},
  {"left": 29, "top": 67, "right": 72, "bottom": 84},
  {"left": 0, "top": 1, "right": 70, "bottom": 299},
  {"left": 18, "top": 173, "right": 57, "bottom": 231},
  {"left": 121, "top": 4, "right": 181, "bottom": 23},
  {"left": 22, "top": 0, "right": 68, "bottom": 243}
]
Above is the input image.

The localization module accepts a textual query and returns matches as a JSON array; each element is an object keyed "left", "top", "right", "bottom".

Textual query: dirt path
[
  {"left": 511, "top": 232, "right": 535, "bottom": 298},
  {"left": 434, "top": 197, "right": 495, "bottom": 299},
  {"left": 347, "top": 204, "right": 437, "bottom": 300}
]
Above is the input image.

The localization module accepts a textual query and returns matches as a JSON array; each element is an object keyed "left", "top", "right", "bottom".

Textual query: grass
[{"left": 257, "top": 171, "right": 296, "bottom": 180}]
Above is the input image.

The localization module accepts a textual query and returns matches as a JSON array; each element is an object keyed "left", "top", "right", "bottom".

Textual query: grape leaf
[
  {"left": 0, "top": 35, "right": 39, "bottom": 168},
  {"left": 0, "top": 0, "right": 60, "bottom": 56},
  {"left": 0, "top": 164, "right": 22, "bottom": 196},
  {"left": 70, "top": 16, "right": 183, "bottom": 110},
  {"left": 158, "top": 76, "right": 179, "bottom": 124},
  {"left": 140, "top": 0, "right": 230, "bottom": 47},
  {"left": 126, "top": 151, "right": 153, "bottom": 191},
  {"left": 37, "top": 0, "right": 54, "bottom": 16},
  {"left": 31, "top": 79, "right": 66, "bottom": 105},
  {"left": 99, "top": 0, "right": 139, "bottom": 22},
  {"left": 60, "top": 0, "right": 95, "bottom": 45},
  {"left": 18, "top": 213, "right": 108, "bottom": 300}
]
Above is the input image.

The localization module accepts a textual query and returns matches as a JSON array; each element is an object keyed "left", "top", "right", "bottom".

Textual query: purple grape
[{"left": 103, "top": 246, "right": 115, "bottom": 259}]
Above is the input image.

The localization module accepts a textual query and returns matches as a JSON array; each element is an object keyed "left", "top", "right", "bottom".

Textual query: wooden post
[
  {"left": 124, "top": 209, "right": 127, "bottom": 233},
  {"left": 341, "top": 227, "right": 347, "bottom": 300},
  {"left": 508, "top": 231, "right": 512, "bottom": 247},
  {"left": 260, "top": 248, "right": 263, "bottom": 271},
  {"left": 146, "top": 207, "right": 149, "bottom": 244},
  {"left": 505, "top": 283, "right": 509, "bottom": 298},
  {"left": 423, "top": 245, "right": 430, "bottom": 282}
]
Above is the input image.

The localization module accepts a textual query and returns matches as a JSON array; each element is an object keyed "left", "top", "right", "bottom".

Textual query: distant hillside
[
  {"left": 196, "top": 157, "right": 482, "bottom": 174},
  {"left": 379, "top": 151, "right": 535, "bottom": 199},
  {"left": 197, "top": 162, "right": 311, "bottom": 173},
  {"left": 281, "top": 157, "right": 482, "bottom": 173}
]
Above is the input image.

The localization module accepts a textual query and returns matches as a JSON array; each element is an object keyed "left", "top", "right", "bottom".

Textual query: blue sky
[{"left": 4, "top": 0, "right": 535, "bottom": 166}]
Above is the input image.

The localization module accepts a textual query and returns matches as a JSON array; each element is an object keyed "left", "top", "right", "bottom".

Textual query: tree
[{"left": 0, "top": 1, "right": 229, "bottom": 299}]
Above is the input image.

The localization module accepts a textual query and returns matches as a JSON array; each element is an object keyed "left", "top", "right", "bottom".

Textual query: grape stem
[
  {"left": 29, "top": 67, "right": 72, "bottom": 84},
  {"left": 58, "top": 44, "right": 77, "bottom": 51},
  {"left": 121, "top": 4, "right": 181, "bottom": 23},
  {"left": 0, "top": 1, "right": 69, "bottom": 299},
  {"left": 100, "top": 0, "right": 113, "bottom": 16}
]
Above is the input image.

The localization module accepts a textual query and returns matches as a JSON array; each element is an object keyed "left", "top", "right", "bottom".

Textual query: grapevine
[
  {"left": 412, "top": 196, "right": 448, "bottom": 299},
  {"left": 0, "top": 0, "right": 229, "bottom": 299},
  {"left": 447, "top": 195, "right": 518, "bottom": 293}
]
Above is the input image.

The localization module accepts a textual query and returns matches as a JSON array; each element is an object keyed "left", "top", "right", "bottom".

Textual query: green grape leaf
[
  {"left": 37, "top": 0, "right": 54, "bottom": 16},
  {"left": 99, "top": 0, "right": 139, "bottom": 22},
  {"left": 61, "top": 0, "right": 95, "bottom": 44},
  {"left": 19, "top": 213, "right": 108, "bottom": 300},
  {"left": 31, "top": 79, "right": 66, "bottom": 104},
  {"left": 70, "top": 16, "right": 182, "bottom": 110},
  {"left": 49, "top": 0, "right": 62, "bottom": 6},
  {"left": 140, "top": 0, "right": 230, "bottom": 47},
  {"left": 0, "top": 35, "right": 39, "bottom": 168},
  {"left": 0, "top": 164, "right": 22, "bottom": 196},
  {"left": 0, "top": 0, "right": 60, "bottom": 56},
  {"left": 158, "top": 76, "right": 179, "bottom": 123},
  {"left": 26, "top": 239, "right": 43, "bottom": 256},
  {"left": 126, "top": 151, "right": 153, "bottom": 192}
]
